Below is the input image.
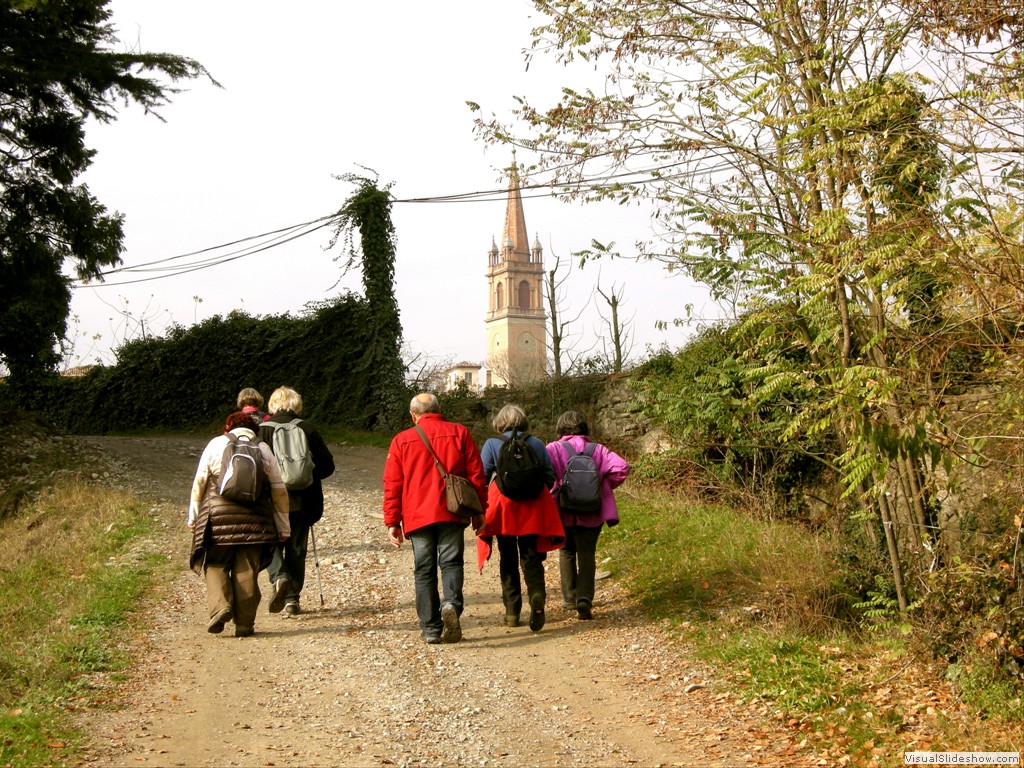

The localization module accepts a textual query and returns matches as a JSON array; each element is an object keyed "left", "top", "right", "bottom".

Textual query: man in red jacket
[{"left": 383, "top": 393, "right": 487, "bottom": 644}]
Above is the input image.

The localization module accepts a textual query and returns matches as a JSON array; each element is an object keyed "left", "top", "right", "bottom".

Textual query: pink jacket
[{"left": 545, "top": 435, "right": 630, "bottom": 528}]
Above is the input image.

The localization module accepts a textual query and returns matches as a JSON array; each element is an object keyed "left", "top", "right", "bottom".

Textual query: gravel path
[{"left": 73, "top": 436, "right": 821, "bottom": 768}]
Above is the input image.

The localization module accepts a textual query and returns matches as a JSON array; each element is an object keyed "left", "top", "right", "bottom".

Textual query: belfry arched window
[
  {"left": 518, "top": 280, "right": 530, "bottom": 309},
  {"left": 496, "top": 283, "right": 504, "bottom": 310}
]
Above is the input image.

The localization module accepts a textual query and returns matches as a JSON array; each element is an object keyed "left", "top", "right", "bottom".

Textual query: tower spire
[
  {"left": 485, "top": 151, "right": 548, "bottom": 388},
  {"left": 501, "top": 150, "right": 531, "bottom": 262}
]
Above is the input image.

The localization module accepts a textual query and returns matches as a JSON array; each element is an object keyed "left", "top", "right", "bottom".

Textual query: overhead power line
[
  {"left": 101, "top": 214, "right": 340, "bottom": 274},
  {"left": 76, "top": 216, "right": 340, "bottom": 288},
  {"left": 73, "top": 160, "right": 692, "bottom": 288}
]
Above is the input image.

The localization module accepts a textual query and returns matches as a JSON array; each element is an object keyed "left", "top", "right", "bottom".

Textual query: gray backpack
[
  {"left": 558, "top": 442, "right": 602, "bottom": 512},
  {"left": 264, "top": 419, "right": 314, "bottom": 491},
  {"left": 217, "top": 434, "right": 267, "bottom": 504}
]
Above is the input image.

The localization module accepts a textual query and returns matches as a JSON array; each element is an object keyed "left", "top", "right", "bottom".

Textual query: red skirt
[{"left": 476, "top": 484, "right": 565, "bottom": 572}]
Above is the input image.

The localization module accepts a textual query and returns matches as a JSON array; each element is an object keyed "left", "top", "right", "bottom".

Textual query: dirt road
[{"left": 74, "top": 435, "right": 819, "bottom": 767}]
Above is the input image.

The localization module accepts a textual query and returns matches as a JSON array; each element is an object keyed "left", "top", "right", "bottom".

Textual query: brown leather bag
[{"left": 414, "top": 426, "right": 483, "bottom": 518}]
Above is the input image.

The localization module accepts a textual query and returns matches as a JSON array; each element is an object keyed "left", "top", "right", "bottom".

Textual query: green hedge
[{"left": 8, "top": 294, "right": 407, "bottom": 433}]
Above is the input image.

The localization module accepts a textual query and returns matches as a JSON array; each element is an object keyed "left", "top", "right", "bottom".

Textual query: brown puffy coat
[{"left": 189, "top": 481, "right": 279, "bottom": 573}]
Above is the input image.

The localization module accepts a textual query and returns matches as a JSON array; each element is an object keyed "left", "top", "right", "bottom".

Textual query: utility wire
[
  {"left": 104, "top": 220, "right": 335, "bottom": 275},
  {"left": 81, "top": 219, "right": 338, "bottom": 287},
  {"left": 100, "top": 214, "right": 340, "bottom": 274},
  {"left": 72, "top": 159, "right": 705, "bottom": 287}
]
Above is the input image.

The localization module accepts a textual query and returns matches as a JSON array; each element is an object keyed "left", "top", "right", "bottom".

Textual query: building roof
[{"left": 445, "top": 361, "right": 482, "bottom": 373}]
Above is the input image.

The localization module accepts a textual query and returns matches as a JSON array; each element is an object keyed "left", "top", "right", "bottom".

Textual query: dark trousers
[
  {"left": 408, "top": 522, "right": 466, "bottom": 637},
  {"left": 559, "top": 524, "right": 602, "bottom": 608},
  {"left": 496, "top": 534, "right": 546, "bottom": 617},
  {"left": 267, "top": 519, "right": 310, "bottom": 602}
]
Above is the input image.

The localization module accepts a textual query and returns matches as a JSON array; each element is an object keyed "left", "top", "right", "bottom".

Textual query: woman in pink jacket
[{"left": 546, "top": 410, "right": 630, "bottom": 620}]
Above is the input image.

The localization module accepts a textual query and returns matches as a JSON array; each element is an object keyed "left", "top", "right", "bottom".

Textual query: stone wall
[{"left": 443, "top": 373, "right": 667, "bottom": 457}]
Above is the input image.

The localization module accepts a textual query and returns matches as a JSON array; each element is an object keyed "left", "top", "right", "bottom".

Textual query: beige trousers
[{"left": 203, "top": 544, "right": 264, "bottom": 630}]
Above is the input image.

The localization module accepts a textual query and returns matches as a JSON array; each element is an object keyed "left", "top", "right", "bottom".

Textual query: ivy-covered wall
[{"left": 13, "top": 294, "right": 404, "bottom": 434}]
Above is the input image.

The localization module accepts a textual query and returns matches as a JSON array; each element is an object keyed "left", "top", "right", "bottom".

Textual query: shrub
[{"left": 18, "top": 294, "right": 405, "bottom": 433}]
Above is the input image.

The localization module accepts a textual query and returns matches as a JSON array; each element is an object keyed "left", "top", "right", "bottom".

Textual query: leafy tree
[
  {"left": 474, "top": 0, "right": 1023, "bottom": 608},
  {"left": 0, "top": 0, "right": 213, "bottom": 386}
]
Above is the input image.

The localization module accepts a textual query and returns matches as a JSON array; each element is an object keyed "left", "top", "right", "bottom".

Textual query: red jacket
[{"left": 382, "top": 413, "right": 488, "bottom": 535}]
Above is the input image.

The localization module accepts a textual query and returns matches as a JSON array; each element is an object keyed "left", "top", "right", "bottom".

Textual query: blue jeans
[
  {"left": 408, "top": 522, "right": 465, "bottom": 638},
  {"left": 267, "top": 519, "right": 310, "bottom": 603}
]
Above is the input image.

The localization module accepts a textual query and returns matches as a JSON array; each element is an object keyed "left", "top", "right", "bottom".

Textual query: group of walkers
[
  {"left": 384, "top": 393, "right": 630, "bottom": 644},
  {"left": 186, "top": 388, "right": 629, "bottom": 644},
  {"left": 187, "top": 386, "right": 334, "bottom": 637}
]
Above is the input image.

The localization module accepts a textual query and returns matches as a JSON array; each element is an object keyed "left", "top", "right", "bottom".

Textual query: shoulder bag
[{"left": 414, "top": 426, "right": 483, "bottom": 519}]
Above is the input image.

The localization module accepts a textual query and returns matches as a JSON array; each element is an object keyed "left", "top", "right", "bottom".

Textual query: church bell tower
[{"left": 485, "top": 153, "right": 547, "bottom": 388}]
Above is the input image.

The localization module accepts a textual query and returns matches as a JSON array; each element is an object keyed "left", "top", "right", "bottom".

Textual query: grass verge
[
  {"left": 0, "top": 478, "right": 166, "bottom": 767},
  {"left": 603, "top": 487, "right": 1023, "bottom": 764}
]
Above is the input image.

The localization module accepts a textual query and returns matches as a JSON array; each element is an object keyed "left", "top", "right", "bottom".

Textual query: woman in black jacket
[{"left": 259, "top": 386, "right": 335, "bottom": 615}]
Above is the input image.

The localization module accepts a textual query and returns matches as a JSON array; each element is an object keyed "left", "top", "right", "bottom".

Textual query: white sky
[{"left": 71, "top": 0, "right": 717, "bottom": 373}]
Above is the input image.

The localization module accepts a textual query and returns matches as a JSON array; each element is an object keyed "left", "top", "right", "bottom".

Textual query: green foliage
[
  {"left": 0, "top": 0, "right": 213, "bottom": 386},
  {"left": 915, "top": 529, "right": 1024, "bottom": 705},
  {"left": 18, "top": 294, "right": 394, "bottom": 433},
  {"left": 633, "top": 320, "right": 829, "bottom": 512},
  {"left": 635, "top": 316, "right": 1024, "bottom": 686},
  {"left": 945, "top": 662, "right": 1024, "bottom": 721},
  {"left": 326, "top": 174, "right": 406, "bottom": 432},
  {"left": 626, "top": 450, "right": 703, "bottom": 489},
  {"left": 605, "top": 484, "right": 1023, "bottom": 751},
  {"left": 853, "top": 575, "right": 915, "bottom": 632},
  {"left": 436, "top": 378, "right": 479, "bottom": 417},
  {"left": 0, "top": 709, "right": 76, "bottom": 767},
  {"left": 606, "top": 488, "right": 860, "bottom": 713},
  {"left": 606, "top": 489, "right": 845, "bottom": 628},
  {"left": 708, "top": 634, "right": 854, "bottom": 712}
]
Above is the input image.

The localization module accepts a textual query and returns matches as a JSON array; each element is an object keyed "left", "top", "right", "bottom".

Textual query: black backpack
[
  {"left": 493, "top": 430, "right": 547, "bottom": 500},
  {"left": 217, "top": 433, "right": 267, "bottom": 504},
  {"left": 558, "top": 442, "right": 602, "bottom": 512}
]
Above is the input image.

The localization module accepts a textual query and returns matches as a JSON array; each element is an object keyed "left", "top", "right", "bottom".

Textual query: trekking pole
[{"left": 310, "top": 525, "right": 325, "bottom": 607}]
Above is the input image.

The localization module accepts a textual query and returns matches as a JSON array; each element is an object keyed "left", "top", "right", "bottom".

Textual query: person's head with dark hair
[
  {"left": 555, "top": 410, "right": 589, "bottom": 437},
  {"left": 224, "top": 411, "right": 256, "bottom": 434}
]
